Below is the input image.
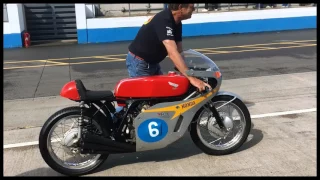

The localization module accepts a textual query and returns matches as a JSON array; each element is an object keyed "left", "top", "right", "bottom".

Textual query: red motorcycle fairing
[
  {"left": 114, "top": 74, "right": 190, "bottom": 99},
  {"left": 60, "top": 81, "right": 80, "bottom": 101}
]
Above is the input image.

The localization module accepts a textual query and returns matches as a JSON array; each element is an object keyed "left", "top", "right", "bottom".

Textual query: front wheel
[
  {"left": 39, "top": 107, "right": 109, "bottom": 176},
  {"left": 190, "top": 95, "right": 251, "bottom": 155}
]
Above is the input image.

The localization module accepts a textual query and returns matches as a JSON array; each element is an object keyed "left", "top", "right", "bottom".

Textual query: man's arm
[
  {"left": 153, "top": 18, "right": 186, "bottom": 74},
  {"left": 176, "top": 41, "right": 186, "bottom": 62},
  {"left": 163, "top": 40, "right": 211, "bottom": 91},
  {"left": 163, "top": 40, "right": 188, "bottom": 77},
  {"left": 154, "top": 19, "right": 211, "bottom": 91},
  {"left": 177, "top": 41, "right": 183, "bottom": 53}
]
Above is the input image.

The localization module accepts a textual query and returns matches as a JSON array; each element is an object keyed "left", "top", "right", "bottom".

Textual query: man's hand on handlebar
[
  {"left": 188, "top": 76, "right": 212, "bottom": 92},
  {"left": 162, "top": 41, "right": 211, "bottom": 92},
  {"left": 173, "top": 66, "right": 212, "bottom": 92}
]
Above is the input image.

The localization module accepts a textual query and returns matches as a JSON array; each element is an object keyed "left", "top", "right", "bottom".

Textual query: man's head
[{"left": 168, "top": 4, "right": 195, "bottom": 21}]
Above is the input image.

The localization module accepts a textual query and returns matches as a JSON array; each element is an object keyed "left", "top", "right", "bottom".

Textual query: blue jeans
[{"left": 126, "top": 52, "right": 163, "bottom": 77}]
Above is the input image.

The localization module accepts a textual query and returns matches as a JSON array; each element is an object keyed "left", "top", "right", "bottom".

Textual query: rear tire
[
  {"left": 39, "top": 107, "right": 109, "bottom": 176},
  {"left": 190, "top": 95, "right": 251, "bottom": 155}
]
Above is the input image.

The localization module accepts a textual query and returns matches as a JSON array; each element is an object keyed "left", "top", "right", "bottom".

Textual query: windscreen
[{"left": 181, "top": 49, "right": 220, "bottom": 72}]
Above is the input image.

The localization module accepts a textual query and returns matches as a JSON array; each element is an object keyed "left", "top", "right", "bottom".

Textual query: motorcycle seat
[{"left": 74, "top": 79, "right": 115, "bottom": 101}]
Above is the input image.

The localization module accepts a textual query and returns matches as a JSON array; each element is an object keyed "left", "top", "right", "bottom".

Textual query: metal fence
[
  {"left": 3, "top": 4, "right": 8, "bottom": 22},
  {"left": 95, "top": 3, "right": 164, "bottom": 17},
  {"left": 94, "top": 3, "right": 310, "bottom": 18}
]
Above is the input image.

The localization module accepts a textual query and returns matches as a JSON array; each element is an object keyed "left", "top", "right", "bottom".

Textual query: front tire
[
  {"left": 39, "top": 106, "right": 109, "bottom": 176},
  {"left": 190, "top": 95, "right": 251, "bottom": 155}
]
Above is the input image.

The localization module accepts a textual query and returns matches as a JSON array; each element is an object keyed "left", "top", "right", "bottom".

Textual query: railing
[
  {"left": 94, "top": 3, "right": 314, "bottom": 18},
  {"left": 3, "top": 4, "right": 9, "bottom": 22},
  {"left": 195, "top": 3, "right": 256, "bottom": 12},
  {"left": 94, "top": 3, "right": 164, "bottom": 17}
]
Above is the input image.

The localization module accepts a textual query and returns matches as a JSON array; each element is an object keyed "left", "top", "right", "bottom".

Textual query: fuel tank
[{"left": 114, "top": 72, "right": 190, "bottom": 98}]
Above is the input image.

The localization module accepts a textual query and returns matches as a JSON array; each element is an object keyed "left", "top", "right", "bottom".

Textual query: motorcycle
[{"left": 39, "top": 49, "right": 251, "bottom": 176}]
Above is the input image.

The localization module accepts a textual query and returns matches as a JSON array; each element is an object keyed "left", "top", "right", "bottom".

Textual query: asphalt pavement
[
  {"left": 3, "top": 29, "right": 317, "bottom": 100},
  {"left": 3, "top": 29, "right": 317, "bottom": 176},
  {"left": 4, "top": 71, "right": 317, "bottom": 176}
]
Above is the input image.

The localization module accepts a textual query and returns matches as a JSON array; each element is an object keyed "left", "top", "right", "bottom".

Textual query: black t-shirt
[{"left": 128, "top": 9, "right": 182, "bottom": 64}]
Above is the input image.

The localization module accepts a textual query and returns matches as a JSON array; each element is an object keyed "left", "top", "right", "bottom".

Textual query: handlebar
[
  {"left": 173, "top": 66, "right": 213, "bottom": 94},
  {"left": 174, "top": 66, "right": 209, "bottom": 72}
]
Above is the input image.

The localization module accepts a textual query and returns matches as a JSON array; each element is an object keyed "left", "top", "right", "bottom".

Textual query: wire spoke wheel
[
  {"left": 197, "top": 101, "right": 246, "bottom": 150},
  {"left": 190, "top": 95, "right": 251, "bottom": 155},
  {"left": 47, "top": 115, "right": 102, "bottom": 169},
  {"left": 39, "top": 107, "right": 110, "bottom": 176}
]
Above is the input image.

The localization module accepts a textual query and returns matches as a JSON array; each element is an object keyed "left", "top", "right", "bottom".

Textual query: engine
[{"left": 122, "top": 101, "right": 153, "bottom": 144}]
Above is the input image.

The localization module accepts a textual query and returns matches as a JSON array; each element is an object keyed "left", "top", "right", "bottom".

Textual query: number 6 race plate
[{"left": 137, "top": 118, "right": 169, "bottom": 143}]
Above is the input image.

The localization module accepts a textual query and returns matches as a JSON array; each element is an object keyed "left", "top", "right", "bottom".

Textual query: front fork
[
  {"left": 206, "top": 101, "right": 225, "bottom": 130},
  {"left": 205, "top": 96, "right": 237, "bottom": 130}
]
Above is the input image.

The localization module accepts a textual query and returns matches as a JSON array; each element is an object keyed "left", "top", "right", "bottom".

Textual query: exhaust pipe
[
  {"left": 81, "top": 142, "right": 131, "bottom": 154},
  {"left": 80, "top": 132, "right": 136, "bottom": 154}
]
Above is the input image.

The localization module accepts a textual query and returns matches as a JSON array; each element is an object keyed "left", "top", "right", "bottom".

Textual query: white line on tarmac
[
  {"left": 4, "top": 141, "right": 39, "bottom": 149},
  {"left": 3, "top": 139, "right": 60, "bottom": 149},
  {"left": 251, "top": 108, "right": 316, "bottom": 119},
  {"left": 3, "top": 108, "right": 317, "bottom": 150}
]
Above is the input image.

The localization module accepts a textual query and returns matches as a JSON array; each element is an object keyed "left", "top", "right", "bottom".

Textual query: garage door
[{"left": 24, "top": 4, "right": 77, "bottom": 42}]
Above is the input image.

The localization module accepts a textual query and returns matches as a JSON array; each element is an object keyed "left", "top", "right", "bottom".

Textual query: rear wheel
[
  {"left": 39, "top": 107, "right": 109, "bottom": 176},
  {"left": 190, "top": 95, "right": 251, "bottom": 155}
]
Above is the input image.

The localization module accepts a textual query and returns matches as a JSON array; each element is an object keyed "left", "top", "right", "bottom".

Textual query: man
[{"left": 126, "top": 3, "right": 211, "bottom": 92}]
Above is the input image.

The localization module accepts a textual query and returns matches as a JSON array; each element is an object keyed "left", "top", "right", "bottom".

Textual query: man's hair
[{"left": 168, "top": 4, "right": 190, "bottom": 11}]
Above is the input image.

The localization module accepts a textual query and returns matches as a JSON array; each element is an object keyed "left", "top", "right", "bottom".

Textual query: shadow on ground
[
  {"left": 15, "top": 168, "right": 65, "bottom": 176},
  {"left": 93, "top": 124, "right": 263, "bottom": 175},
  {"left": 15, "top": 124, "right": 262, "bottom": 176}
]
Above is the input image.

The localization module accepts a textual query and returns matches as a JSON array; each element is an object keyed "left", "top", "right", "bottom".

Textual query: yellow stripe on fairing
[{"left": 143, "top": 88, "right": 218, "bottom": 120}]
